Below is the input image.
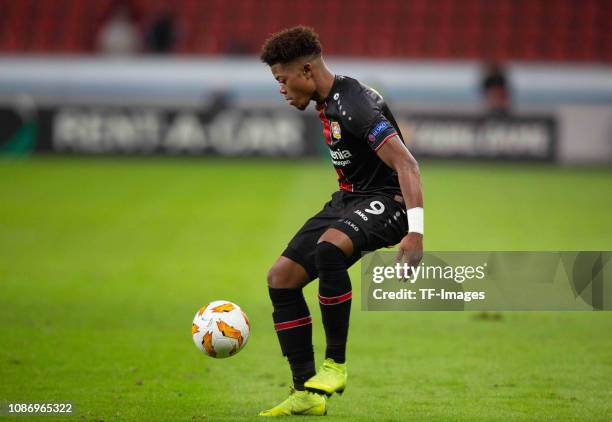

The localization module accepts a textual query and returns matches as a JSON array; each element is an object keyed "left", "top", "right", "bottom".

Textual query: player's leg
[
  {"left": 267, "top": 256, "right": 315, "bottom": 391},
  {"left": 303, "top": 228, "right": 354, "bottom": 395},
  {"left": 261, "top": 257, "right": 327, "bottom": 417},
  {"left": 316, "top": 229, "right": 354, "bottom": 367}
]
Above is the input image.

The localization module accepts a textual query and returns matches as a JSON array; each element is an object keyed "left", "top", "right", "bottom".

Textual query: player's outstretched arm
[{"left": 376, "top": 135, "right": 424, "bottom": 267}]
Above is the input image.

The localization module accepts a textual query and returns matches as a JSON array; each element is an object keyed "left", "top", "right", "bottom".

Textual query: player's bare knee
[
  {"left": 267, "top": 257, "right": 310, "bottom": 289},
  {"left": 267, "top": 263, "right": 293, "bottom": 289},
  {"left": 266, "top": 265, "right": 283, "bottom": 288}
]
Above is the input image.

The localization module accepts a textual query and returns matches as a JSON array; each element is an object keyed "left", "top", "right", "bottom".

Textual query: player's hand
[{"left": 396, "top": 233, "right": 423, "bottom": 269}]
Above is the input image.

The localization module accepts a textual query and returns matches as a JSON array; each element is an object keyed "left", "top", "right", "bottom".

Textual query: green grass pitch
[{"left": 1, "top": 157, "right": 611, "bottom": 421}]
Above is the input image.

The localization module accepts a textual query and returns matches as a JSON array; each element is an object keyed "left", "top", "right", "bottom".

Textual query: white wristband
[{"left": 407, "top": 207, "right": 424, "bottom": 234}]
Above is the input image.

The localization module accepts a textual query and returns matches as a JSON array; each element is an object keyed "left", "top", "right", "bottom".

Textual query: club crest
[{"left": 331, "top": 121, "right": 342, "bottom": 139}]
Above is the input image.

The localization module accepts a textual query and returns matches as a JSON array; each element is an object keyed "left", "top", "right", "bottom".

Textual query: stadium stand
[{"left": 0, "top": 0, "right": 610, "bottom": 61}]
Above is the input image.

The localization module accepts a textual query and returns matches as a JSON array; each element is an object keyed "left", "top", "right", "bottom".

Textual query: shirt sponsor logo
[
  {"left": 331, "top": 121, "right": 342, "bottom": 139},
  {"left": 330, "top": 149, "right": 352, "bottom": 160}
]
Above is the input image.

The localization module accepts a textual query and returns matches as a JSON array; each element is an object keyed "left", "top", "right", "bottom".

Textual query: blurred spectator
[
  {"left": 97, "top": 1, "right": 142, "bottom": 56},
  {"left": 481, "top": 63, "right": 512, "bottom": 115},
  {"left": 145, "top": 9, "right": 177, "bottom": 54},
  {"left": 202, "top": 88, "right": 233, "bottom": 119}
]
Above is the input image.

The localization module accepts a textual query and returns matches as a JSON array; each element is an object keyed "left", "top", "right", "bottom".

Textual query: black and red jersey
[{"left": 316, "top": 75, "right": 404, "bottom": 196}]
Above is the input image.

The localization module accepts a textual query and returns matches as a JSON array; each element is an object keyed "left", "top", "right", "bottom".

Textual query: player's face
[{"left": 270, "top": 62, "right": 316, "bottom": 111}]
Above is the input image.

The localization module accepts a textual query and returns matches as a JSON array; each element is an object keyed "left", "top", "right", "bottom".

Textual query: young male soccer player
[{"left": 259, "top": 26, "right": 424, "bottom": 416}]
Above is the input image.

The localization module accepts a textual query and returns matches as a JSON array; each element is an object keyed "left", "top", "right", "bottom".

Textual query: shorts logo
[
  {"left": 339, "top": 219, "right": 360, "bottom": 232},
  {"left": 354, "top": 210, "right": 368, "bottom": 221},
  {"left": 331, "top": 121, "right": 342, "bottom": 139}
]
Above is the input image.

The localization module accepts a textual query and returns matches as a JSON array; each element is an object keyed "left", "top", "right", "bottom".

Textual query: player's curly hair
[{"left": 260, "top": 26, "right": 322, "bottom": 66}]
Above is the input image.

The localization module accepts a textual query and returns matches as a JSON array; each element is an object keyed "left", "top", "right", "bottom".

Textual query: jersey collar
[{"left": 316, "top": 75, "right": 339, "bottom": 110}]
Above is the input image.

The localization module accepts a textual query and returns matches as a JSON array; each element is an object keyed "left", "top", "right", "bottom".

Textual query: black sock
[
  {"left": 268, "top": 287, "right": 316, "bottom": 390},
  {"left": 315, "top": 241, "right": 352, "bottom": 364}
]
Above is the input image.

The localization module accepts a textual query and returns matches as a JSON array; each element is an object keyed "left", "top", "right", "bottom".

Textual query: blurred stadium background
[{"left": 1, "top": 1, "right": 611, "bottom": 421}]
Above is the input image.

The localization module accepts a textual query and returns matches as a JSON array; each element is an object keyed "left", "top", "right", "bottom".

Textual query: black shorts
[{"left": 282, "top": 190, "right": 408, "bottom": 280}]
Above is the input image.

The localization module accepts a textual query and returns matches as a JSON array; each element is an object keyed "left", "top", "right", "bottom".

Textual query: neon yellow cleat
[
  {"left": 304, "top": 358, "right": 347, "bottom": 396},
  {"left": 259, "top": 388, "right": 327, "bottom": 417}
]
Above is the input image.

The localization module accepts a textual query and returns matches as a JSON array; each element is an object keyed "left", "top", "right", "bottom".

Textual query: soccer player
[{"left": 259, "top": 26, "right": 424, "bottom": 416}]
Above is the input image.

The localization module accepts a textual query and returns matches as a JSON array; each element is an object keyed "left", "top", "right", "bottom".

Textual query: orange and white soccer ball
[{"left": 191, "top": 300, "right": 250, "bottom": 358}]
